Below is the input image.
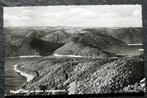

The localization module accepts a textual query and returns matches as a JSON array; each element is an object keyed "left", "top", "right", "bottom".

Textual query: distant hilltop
[{"left": 5, "top": 27, "right": 143, "bottom": 57}]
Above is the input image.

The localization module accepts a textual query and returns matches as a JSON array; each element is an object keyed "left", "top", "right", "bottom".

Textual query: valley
[{"left": 4, "top": 26, "right": 145, "bottom": 95}]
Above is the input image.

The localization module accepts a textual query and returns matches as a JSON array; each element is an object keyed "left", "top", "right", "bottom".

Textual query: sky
[{"left": 4, "top": 5, "right": 142, "bottom": 27}]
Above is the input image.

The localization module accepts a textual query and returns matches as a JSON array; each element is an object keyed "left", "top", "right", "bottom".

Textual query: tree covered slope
[{"left": 5, "top": 27, "right": 143, "bottom": 57}]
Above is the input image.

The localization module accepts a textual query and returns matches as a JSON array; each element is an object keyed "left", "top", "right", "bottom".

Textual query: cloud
[
  {"left": 55, "top": 8, "right": 99, "bottom": 22},
  {"left": 4, "top": 14, "right": 31, "bottom": 26},
  {"left": 133, "top": 10, "right": 142, "bottom": 17},
  {"left": 73, "top": 9, "right": 98, "bottom": 18},
  {"left": 4, "top": 14, "right": 30, "bottom": 21},
  {"left": 4, "top": 5, "right": 142, "bottom": 27},
  {"left": 4, "top": 14, "right": 19, "bottom": 20},
  {"left": 99, "top": 12, "right": 120, "bottom": 18}
]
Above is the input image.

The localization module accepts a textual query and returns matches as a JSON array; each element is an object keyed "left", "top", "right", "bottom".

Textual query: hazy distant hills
[
  {"left": 40, "top": 27, "right": 143, "bottom": 45},
  {"left": 84, "top": 28, "right": 143, "bottom": 44},
  {"left": 4, "top": 27, "right": 143, "bottom": 57}
]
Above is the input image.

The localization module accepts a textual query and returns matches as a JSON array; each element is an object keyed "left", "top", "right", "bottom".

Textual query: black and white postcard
[{"left": 4, "top": 5, "right": 145, "bottom": 96}]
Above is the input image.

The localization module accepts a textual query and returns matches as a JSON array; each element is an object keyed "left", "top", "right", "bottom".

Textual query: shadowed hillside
[
  {"left": 5, "top": 26, "right": 145, "bottom": 96},
  {"left": 30, "top": 38, "right": 64, "bottom": 56},
  {"left": 5, "top": 27, "right": 64, "bottom": 56},
  {"left": 5, "top": 27, "right": 142, "bottom": 57}
]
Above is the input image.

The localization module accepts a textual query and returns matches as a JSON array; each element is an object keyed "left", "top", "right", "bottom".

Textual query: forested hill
[{"left": 5, "top": 27, "right": 143, "bottom": 57}]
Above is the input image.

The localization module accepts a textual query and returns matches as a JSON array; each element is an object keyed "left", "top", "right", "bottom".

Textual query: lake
[
  {"left": 5, "top": 44, "right": 143, "bottom": 95},
  {"left": 5, "top": 57, "right": 42, "bottom": 95}
]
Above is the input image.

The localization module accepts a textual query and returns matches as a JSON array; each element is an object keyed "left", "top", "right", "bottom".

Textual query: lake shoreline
[{"left": 13, "top": 64, "right": 35, "bottom": 82}]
